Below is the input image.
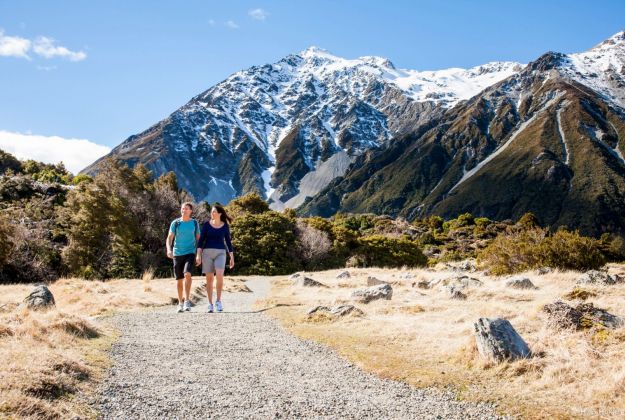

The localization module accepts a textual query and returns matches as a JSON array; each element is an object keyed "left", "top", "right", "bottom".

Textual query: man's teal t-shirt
[{"left": 169, "top": 219, "right": 200, "bottom": 256}]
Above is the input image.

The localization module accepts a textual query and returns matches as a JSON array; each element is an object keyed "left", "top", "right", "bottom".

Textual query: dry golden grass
[
  {"left": 265, "top": 265, "right": 625, "bottom": 419},
  {"left": 0, "top": 274, "right": 249, "bottom": 418}
]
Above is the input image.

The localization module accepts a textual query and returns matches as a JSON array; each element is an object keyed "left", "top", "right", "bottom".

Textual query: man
[{"left": 166, "top": 202, "right": 200, "bottom": 313}]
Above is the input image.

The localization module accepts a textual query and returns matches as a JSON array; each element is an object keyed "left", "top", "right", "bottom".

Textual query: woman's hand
[{"left": 229, "top": 254, "right": 235, "bottom": 269}]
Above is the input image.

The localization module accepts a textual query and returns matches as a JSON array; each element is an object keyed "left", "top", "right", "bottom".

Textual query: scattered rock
[
  {"left": 536, "top": 267, "right": 553, "bottom": 275},
  {"left": 294, "top": 277, "right": 328, "bottom": 288},
  {"left": 23, "top": 285, "right": 55, "bottom": 309},
  {"left": 447, "top": 286, "right": 467, "bottom": 300},
  {"left": 576, "top": 270, "right": 624, "bottom": 286},
  {"left": 473, "top": 318, "right": 531, "bottom": 362},
  {"left": 306, "top": 305, "right": 331, "bottom": 315},
  {"left": 306, "top": 304, "right": 363, "bottom": 317},
  {"left": 366, "top": 276, "right": 388, "bottom": 286},
  {"left": 398, "top": 272, "right": 417, "bottom": 279},
  {"left": 351, "top": 283, "right": 393, "bottom": 303},
  {"left": 416, "top": 281, "right": 431, "bottom": 289},
  {"left": 505, "top": 277, "right": 538, "bottom": 290},
  {"left": 440, "top": 275, "right": 482, "bottom": 290},
  {"left": 289, "top": 273, "right": 302, "bottom": 280},
  {"left": 543, "top": 300, "right": 623, "bottom": 330},
  {"left": 457, "top": 260, "right": 478, "bottom": 272},
  {"left": 336, "top": 271, "right": 351, "bottom": 279},
  {"left": 330, "top": 305, "right": 364, "bottom": 317}
]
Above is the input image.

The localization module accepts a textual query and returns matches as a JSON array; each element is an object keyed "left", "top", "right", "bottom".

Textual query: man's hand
[{"left": 166, "top": 250, "right": 173, "bottom": 259}]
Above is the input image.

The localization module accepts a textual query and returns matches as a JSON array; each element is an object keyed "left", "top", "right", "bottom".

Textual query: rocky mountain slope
[
  {"left": 83, "top": 48, "right": 521, "bottom": 207},
  {"left": 300, "top": 31, "right": 625, "bottom": 235}
]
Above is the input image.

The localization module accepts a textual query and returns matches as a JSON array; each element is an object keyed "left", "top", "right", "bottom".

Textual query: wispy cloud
[
  {"left": 0, "top": 29, "right": 86, "bottom": 61},
  {"left": 208, "top": 19, "right": 216, "bottom": 27},
  {"left": 0, "top": 30, "right": 31, "bottom": 59},
  {"left": 0, "top": 131, "right": 110, "bottom": 173},
  {"left": 36, "top": 65, "right": 57, "bottom": 71},
  {"left": 225, "top": 20, "right": 240, "bottom": 29},
  {"left": 33, "top": 36, "right": 86, "bottom": 61},
  {"left": 248, "top": 8, "right": 269, "bottom": 21}
]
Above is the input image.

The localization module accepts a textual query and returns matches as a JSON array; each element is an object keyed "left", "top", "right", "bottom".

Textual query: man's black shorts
[{"left": 173, "top": 254, "right": 195, "bottom": 280}]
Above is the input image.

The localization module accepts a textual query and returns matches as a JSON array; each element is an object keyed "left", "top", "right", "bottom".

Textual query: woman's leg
[
  {"left": 205, "top": 272, "right": 214, "bottom": 304},
  {"left": 215, "top": 269, "right": 224, "bottom": 302}
]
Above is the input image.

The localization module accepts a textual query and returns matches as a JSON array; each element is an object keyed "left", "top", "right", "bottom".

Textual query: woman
[{"left": 195, "top": 204, "right": 235, "bottom": 312}]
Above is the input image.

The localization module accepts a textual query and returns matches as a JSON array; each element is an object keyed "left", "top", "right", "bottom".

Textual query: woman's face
[{"left": 211, "top": 207, "right": 219, "bottom": 219}]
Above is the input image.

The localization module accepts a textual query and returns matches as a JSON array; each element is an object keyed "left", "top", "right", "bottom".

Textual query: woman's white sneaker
[
  {"left": 207, "top": 303, "right": 214, "bottom": 313},
  {"left": 215, "top": 301, "right": 223, "bottom": 312},
  {"left": 176, "top": 303, "right": 184, "bottom": 313}
]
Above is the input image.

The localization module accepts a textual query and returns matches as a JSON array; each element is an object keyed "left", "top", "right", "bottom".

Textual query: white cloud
[
  {"left": 248, "top": 8, "right": 269, "bottom": 20},
  {"left": 225, "top": 20, "right": 240, "bottom": 29},
  {"left": 0, "top": 131, "right": 110, "bottom": 173},
  {"left": 36, "top": 65, "right": 57, "bottom": 71},
  {"left": 0, "top": 30, "right": 31, "bottom": 59},
  {"left": 0, "top": 29, "right": 86, "bottom": 61},
  {"left": 208, "top": 19, "right": 216, "bottom": 27},
  {"left": 33, "top": 36, "right": 86, "bottom": 61}
]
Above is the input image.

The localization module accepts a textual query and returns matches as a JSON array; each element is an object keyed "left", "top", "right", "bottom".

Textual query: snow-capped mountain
[
  {"left": 300, "top": 30, "right": 625, "bottom": 235},
  {"left": 83, "top": 47, "right": 522, "bottom": 208}
]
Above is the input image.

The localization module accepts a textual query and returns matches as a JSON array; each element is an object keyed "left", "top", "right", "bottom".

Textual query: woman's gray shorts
[{"left": 202, "top": 248, "right": 227, "bottom": 274}]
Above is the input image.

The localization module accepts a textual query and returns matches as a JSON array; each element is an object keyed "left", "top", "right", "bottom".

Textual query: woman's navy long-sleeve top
[{"left": 197, "top": 222, "right": 234, "bottom": 252}]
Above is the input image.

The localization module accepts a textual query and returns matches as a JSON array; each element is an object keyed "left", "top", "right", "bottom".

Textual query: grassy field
[
  {"left": 0, "top": 273, "right": 247, "bottom": 419},
  {"left": 262, "top": 264, "right": 625, "bottom": 419}
]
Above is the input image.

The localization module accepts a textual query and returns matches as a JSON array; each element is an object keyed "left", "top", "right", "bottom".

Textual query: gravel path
[{"left": 97, "top": 278, "right": 504, "bottom": 419}]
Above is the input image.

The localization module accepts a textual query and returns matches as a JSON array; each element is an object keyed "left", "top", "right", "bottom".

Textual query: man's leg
[
  {"left": 184, "top": 271, "right": 192, "bottom": 301},
  {"left": 176, "top": 279, "right": 184, "bottom": 305}
]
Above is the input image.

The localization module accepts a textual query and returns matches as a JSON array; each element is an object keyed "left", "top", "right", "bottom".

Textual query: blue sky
[{"left": 0, "top": 0, "right": 624, "bottom": 172}]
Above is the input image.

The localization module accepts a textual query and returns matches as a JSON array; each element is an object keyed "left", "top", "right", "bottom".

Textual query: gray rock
[
  {"left": 306, "top": 305, "right": 331, "bottom": 315},
  {"left": 330, "top": 305, "right": 364, "bottom": 317},
  {"left": 351, "top": 283, "right": 393, "bottom": 303},
  {"left": 536, "top": 267, "right": 553, "bottom": 275},
  {"left": 577, "top": 270, "right": 623, "bottom": 286},
  {"left": 473, "top": 318, "right": 531, "bottom": 362},
  {"left": 505, "top": 277, "right": 537, "bottom": 290},
  {"left": 289, "top": 273, "right": 302, "bottom": 280},
  {"left": 23, "top": 284, "right": 55, "bottom": 309},
  {"left": 366, "top": 276, "right": 388, "bottom": 286},
  {"left": 447, "top": 286, "right": 467, "bottom": 300},
  {"left": 294, "top": 277, "right": 327, "bottom": 287},
  {"left": 336, "top": 271, "right": 351, "bottom": 279},
  {"left": 543, "top": 300, "right": 623, "bottom": 330},
  {"left": 441, "top": 275, "right": 482, "bottom": 290}
]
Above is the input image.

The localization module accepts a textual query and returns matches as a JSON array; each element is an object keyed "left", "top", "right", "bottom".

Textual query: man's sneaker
[
  {"left": 215, "top": 301, "right": 223, "bottom": 312},
  {"left": 176, "top": 303, "right": 184, "bottom": 313},
  {"left": 207, "top": 303, "right": 214, "bottom": 313},
  {"left": 183, "top": 300, "right": 192, "bottom": 311}
]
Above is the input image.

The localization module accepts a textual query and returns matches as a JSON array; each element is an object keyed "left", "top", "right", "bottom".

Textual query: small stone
[
  {"left": 294, "top": 277, "right": 327, "bottom": 287},
  {"left": 306, "top": 306, "right": 331, "bottom": 315},
  {"left": 289, "top": 273, "right": 302, "bottom": 280},
  {"left": 448, "top": 286, "right": 467, "bottom": 300},
  {"left": 23, "top": 284, "right": 55, "bottom": 309},
  {"left": 351, "top": 283, "right": 393, "bottom": 303},
  {"left": 473, "top": 318, "right": 531, "bottom": 362},
  {"left": 577, "top": 270, "right": 623, "bottom": 286},
  {"left": 330, "top": 305, "right": 364, "bottom": 317},
  {"left": 416, "top": 281, "right": 431, "bottom": 289},
  {"left": 366, "top": 276, "right": 387, "bottom": 286},
  {"left": 536, "top": 267, "right": 553, "bottom": 275},
  {"left": 336, "top": 271, "right": 351, "bottom": 279},
  {"left": 505, "top": 277, "right": 537, "bottom": 290}
]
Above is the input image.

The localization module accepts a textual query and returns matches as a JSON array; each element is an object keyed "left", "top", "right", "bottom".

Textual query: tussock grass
[
  {"left": 266, "top": 265, "right": 625, "bottom": 419},
  {"left": 0, "top": 274, "right": 249, "bottom": 418}
]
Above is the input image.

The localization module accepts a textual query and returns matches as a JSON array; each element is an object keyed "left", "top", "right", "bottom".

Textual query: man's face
[{"left": 181, "top": 205, "right": 192, "bottom": 217}]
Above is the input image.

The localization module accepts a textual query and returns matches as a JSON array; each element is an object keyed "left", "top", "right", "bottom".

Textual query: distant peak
[
  {"left": 589, "top": 29, "right": 625, "bottom": 52},
  {"left": 358, "top": 55, "right": 396, "bottom": 69}
]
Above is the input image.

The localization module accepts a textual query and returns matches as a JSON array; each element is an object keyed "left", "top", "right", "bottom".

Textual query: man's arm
[{"left": 166, "top": 232, "right": 175, "bottom": 259}]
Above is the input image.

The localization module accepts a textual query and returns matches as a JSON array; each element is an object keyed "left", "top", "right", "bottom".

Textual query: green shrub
[
  {"left": 226, "top": 192, "right": 269, "bottom": 219},
  {"left": 231, "top": 211, "right": 301, "bottom": 275},
  {"left": 354, "top": 235, "right": 427, "bottom": 268},
  {"left": 456, "top": 212, "right": 475, "bottom": 227},
  {"left": 478, "top": 227, "right": 605, "bottom": 275}
]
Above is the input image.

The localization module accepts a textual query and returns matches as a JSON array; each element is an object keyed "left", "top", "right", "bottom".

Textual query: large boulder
[
  {"left": 576, "top": 270, "right": 623, "bottom": 286},
  {"left": 505, "top": 277, "right": 538, "bottom": 290},
  {"left": 351, "top": 283, "right": 393, "bottom": 303},
  {"left": 23, "top": 285, "right": 55, "bottom": 309},
  {"left": 473, "top": 318, "right": 531, "bottom": 362}
]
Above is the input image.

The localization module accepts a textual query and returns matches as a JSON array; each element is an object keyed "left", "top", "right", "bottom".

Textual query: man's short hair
[{"left": 181, "top": 202, "right": 194, "bottom": 211}]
